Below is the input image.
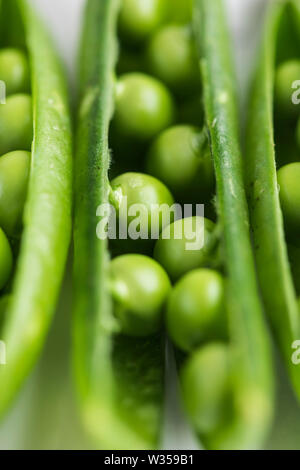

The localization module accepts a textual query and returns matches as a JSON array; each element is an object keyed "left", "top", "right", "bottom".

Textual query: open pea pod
[
  {"left": 73, "top": 0, "right": 164, "bottom": 450},
  {"left": 246, "top": 0, "right": 300, "bottom": 399},
  {"left": 186, "top": 0, "right": 274, "bottom": 449},
  {"left": 0, "top": 0, "right": 72, "bottom": 416}
]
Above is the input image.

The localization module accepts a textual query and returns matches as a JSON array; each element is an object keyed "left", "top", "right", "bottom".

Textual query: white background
[{"left": 1, "top": 0, "right": 299, "bottom": 450}]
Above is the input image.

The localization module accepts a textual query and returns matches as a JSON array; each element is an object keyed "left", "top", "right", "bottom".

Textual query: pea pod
[
  {"left": 246, "top": 0, "right": 300, "bottom": 399},
  {"left": 188, "top": 0, "right": 274, "bottom": 449},
  {"left": 0, "top": 0, "right": 72, "bottom": 417},
  {"left": 73, "top": 0, "right": 164, "bottom": 450}
]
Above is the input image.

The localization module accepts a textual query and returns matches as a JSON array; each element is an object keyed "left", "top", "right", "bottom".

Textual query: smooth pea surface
[
  {"left": 274, "top": 60, "right": 300, "bottom": 117},
  {"left": 0, "top": 94, "right": 33, "bottom": 155},
  {"left": 0, "top": 151, "right": 31, "bottom": 236},
  {"left": 146, "top": 24, "right": 199, "bottom": 95},
  {"left": 114, "top": 73, "right": 175, "bottom": 141},
  {"left": 277, "top": 162, "right": 300, "bottom": 233},
  {"left": 0, "top": 228, "right": 13, "bottom": 290},
  {"left": 0, "top": 48, "right": 30, "bottom": 96},
  {"left": 166, "top": 269, "right": 226, "bottom": 352},
  {"left": 110, "top": 254, "right": 171, "bottom": 336},
  {"left": 119, "top": 0, "right": 167, "bottom": 43},
  {"left": 181, "top": 343, "right": 231, "bottom": 435},
  {"left": 147, "top": 125, "right": 214, "bottom": 201},
  {"left": 110, "top": 172, "right": 175, "bottom": 238},
  {"left": 154, "top": 217, "right": 216, "bottom": 281}
]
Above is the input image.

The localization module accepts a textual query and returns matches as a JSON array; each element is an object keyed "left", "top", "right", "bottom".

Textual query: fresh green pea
[
  {"left": 114, "top": 73, "right": 175, "bottom": 141},
  {"left": 277, "top": 162, "right": 300, "bottom": 233},
  {"left": 166, "top": 269, "right": 226, "bottom": 352},
  {"left": 154, "top": 216, "right": 216, "bottom": 281},
  {"left": 181, "top": 343, "right": 231, "bottom": 436},
  {"left": 0, "top": 228, "right": 13, "bottom": 290},
  {"left": 110, "top": 254, "right": 171, "bottom": 337},
  {"left": 118, "top": 0, "right": 167, "bottom": 44},
  {"left": 274, "top": 59, "right": 300, "bottom": 117},
  {"left": 0, "top": 48, "right": 30, "bottom": 96},
  {"left": 110, "top": 172, "right": 175, "bottom": 239},
  {"left": 0, "top": 151, "right": 31, "bottom": 237},
  {"left": 146, "top": 24, "right": 200, "bottom": 95},
  {"left": 0, "top": 94, "right": 33, "bottom": 155},
  {"left": 146, "top": 125, "right": 214, "bottom": 202}
]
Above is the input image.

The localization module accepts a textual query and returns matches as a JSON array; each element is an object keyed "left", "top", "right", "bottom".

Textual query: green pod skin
[
  {"left": 118, "top": 0, "right": 167, "bottom": 44},
  {"left": 0, "top": 0, "right": 72, "bottom": 418},
  {"left": 246, "top": 0, "right": 300, "bottom": 403},
  {"left": 0, "top": 150, "right": 31, "bottom": 237},
  {"left": 277, "top": 162, "right": 300, "bottom": 234},
  {"left": 274, "top": 59, "right": 300, "bottom": 118},
  {"left": 74, "top": 0, "right": 165, "bottom": 450},
  {"left": 146, "top": 125, "right": 214, "bottom": 202},
  {"left": 0, "top": 93, "right": 33, "bottom": 155},
  {"left": 166, "top": 269, "right": 226, "bottom": 352},
  {"left": 0, "top": 48, "right": 30, "bottom": 95},
  {"left": 110, "top": 172, "right": 175, "bottom": 239},
  {"left": 181, "top": 343, "right": 232, "bottom": 438},
  {"left": 114, "top": 73, "right": 175, "bottom": 141},
  {"left": 146, "top": 24, "right": 200, "bottom": 96},
  {"left": 0, "top": 228, "right": 13, "bottom": 290},
  {"left": 194, "top": 0, "right": 274, "bottom": 449},
  {"left": 110, "top": 254, "right": 171, "bottom": 337},
  {"left": 154, "top": 216, "right": 217, "bottom": 282}
]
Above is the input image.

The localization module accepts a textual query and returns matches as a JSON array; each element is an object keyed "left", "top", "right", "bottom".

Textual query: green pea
[
  {"left": 147, "top": 125, "right": 214, "bottom": 202},
  {"left": 0, "top": 48, "right": 30, "bottom": 96},
  {"left": 166, "top": 269, "right": 226, "bottom": 352},
  {"left": 154, "top": 217, "right": 216, "bottom": 281},
  {"left": 0, "top": 94, "right": 33, "bottom": 155},
  {"left": 0, "top": 228, "right": 13, "bottom": 290},
  {"left": 274, "top": 59, "right": 300, "bottom": 117},
  {"left": 0, "top": 151, "right": 31, "bottom": 237},
  {"left": 277, "top": 162, "right": 300, "bottom": 233},
  {"left": 110, "top": 172, "right": 175, "bottom": 239},
  {"left": 146, "top": 24, "right": 200, "bottom": 96},
  {"left": 114, "top": 73, "right": 175, "bottom": 141},
  {"left": 110, "top": 254, "right": 171, "bottom": 336},
  {"left": 181, "top": 343, "right": 231, "bottom": 436},
  {"left": 119, "top": 0, "right": 167, "bottom": 44}
]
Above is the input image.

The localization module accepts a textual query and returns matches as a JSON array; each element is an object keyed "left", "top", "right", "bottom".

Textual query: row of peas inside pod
[
  {"left": 106, "top": 0, "right": 231, "bottom": 435},
  {"left": 274, "top": 59, "right": 300, "bottom": 303},
  {"left": 0, "top": 47, "right": 32, "bottom": 329}
]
